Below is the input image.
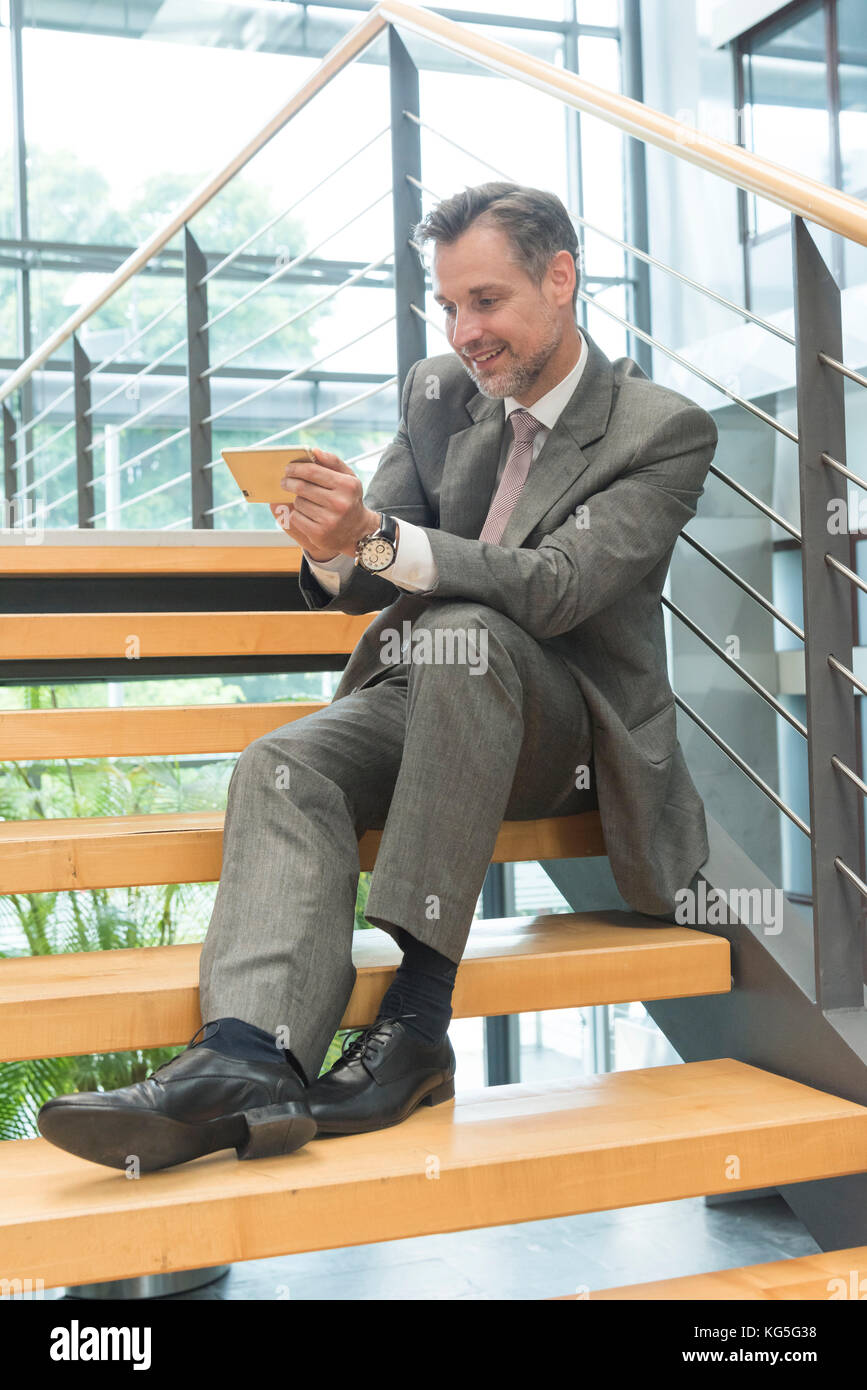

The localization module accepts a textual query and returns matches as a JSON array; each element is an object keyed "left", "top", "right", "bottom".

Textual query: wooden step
[
  {"left": 4, "top": 1059, "right": 866, "bottom": 1289},
  {"left": 557, "top": 1245, "right": 867, "bottom": 1300},
  {"left": 0, "top": 912, "right": 730, "bottom": 1062},
  {"left": 0, "top": 611, "right": 375, "bottom": 660},
  {"left": 0, "top": 536, "right": 304, "bottom": 575},
  {"left": 0, "top": 809, "right": 606, "bottom": 893},
  {"left": 0, "top": 701, "right": 328, "bottom": 759}
]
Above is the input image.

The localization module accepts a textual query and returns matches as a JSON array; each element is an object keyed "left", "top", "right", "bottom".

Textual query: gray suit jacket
[{"left": 298, "top": 328, "right": 719, "bottom": 916}]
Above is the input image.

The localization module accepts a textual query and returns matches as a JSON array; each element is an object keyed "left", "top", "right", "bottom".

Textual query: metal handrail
[
  {"left": 89, "top": 465, "right": 192, "bottom": 523},
  {"left": 706, "top": 463, "right": 802, "bottom": 541},
  {"left": 663, "top": 596, "right": 808, "bottom": 738},
  {"left": 4, "top": 0, "right": 866, "bottom": 407},
  {"left": 200, "top": 189, "right": 392, "bottom": 334},
  {"left": 236, "top": 376, "right": 398, "bottom": 454},
  {"left": 825, "top": 553, "right": 867, "bottom": 597},
  {"left": 679, "top": 530, "right": 805, "bottom": 642},
  {"left": 11, "top": 384, "right": 74, "bottom": 439},
  {"left": 674, "top": 693, "right": 810, "bottom": 837},
  {"left": 84, "top": 293, "right": 187, "bottom": 383},
  {"left": 834, "top": 856, "right": 867, "bottom": 904},
  {"left": 202, "top": 314, "right": 396, "bottom": 428},
  {"left": 0, "top": 5, "right": 387, "bottom": 404},
  {"left": 201, "top": 250, "right": 395, "bottom": 379},
  {"left": 12, "top": 450, "right": 77, "bottom": 498},
  {"left": 84, "top": 335, "right": 188, "bottom": 417},
  {"left": 14, "top": 415, "right": 76, "bottom": 471},
  {"left": 823, "top": 452, "right": 867, "bottom": 494},
  {"left": 407, "top": 110, "right": 796, "bottom": 347},
  {"left": 818, "top": 353, "right": 867, "bottom": 391},
  {"left": 828, "top": 652, "right": 867, "bottom": 700},
  {"left": 575, "top": 289, "right": 799, "bottom": 442},
  {"left": 379, "top": 0, "right": 867, "bottom": 244},
  {"left": 87, "top": 383, "right": 188, "bottom": 449},
  {"left": 832, "top": 754, "right": 867, "bottom": 800},
  {"left": 197, "top": 125, "right": 391, "bottom": 289},
  {"left": 201, "top": 378, "right": 398, "bottom": 515}
]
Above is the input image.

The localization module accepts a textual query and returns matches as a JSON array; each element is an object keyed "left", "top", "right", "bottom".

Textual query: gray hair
[{"left": 413, "top": 181, "right": 582, "bottom": 313}]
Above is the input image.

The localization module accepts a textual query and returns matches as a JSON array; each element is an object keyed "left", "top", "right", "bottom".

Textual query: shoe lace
[
  {"left": 144, "top": 1021, "right": 218, "bottom": 1083},
  {"left": 338, "top": 1013, "right": 417, "bottom": 1064}
]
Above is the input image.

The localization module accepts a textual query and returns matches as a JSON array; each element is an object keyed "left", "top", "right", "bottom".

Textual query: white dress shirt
[{"left": 304, "top": 329, "right": 589, "bottom": 595}]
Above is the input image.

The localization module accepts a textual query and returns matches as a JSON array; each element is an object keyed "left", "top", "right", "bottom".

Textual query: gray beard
[{"left": 459, "top": 319, "right": 564, "bottom": 400}]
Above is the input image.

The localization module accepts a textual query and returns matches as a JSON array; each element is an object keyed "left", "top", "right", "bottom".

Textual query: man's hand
[{"left": 269, "top": 447, "right": 380, "bottom": 562}]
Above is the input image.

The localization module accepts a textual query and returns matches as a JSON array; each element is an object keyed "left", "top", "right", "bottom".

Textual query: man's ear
[{"left": 547, "top": 248, "right": 577, "bottom": 308}]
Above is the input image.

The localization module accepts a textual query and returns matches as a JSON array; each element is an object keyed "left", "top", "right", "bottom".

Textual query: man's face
[{"left": 431, "top": 218, "right": 565, "bottom": 399}]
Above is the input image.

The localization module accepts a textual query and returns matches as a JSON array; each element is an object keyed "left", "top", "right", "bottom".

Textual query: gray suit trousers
[{"left": 198, "top": 600, "right": 594, "bottom": 1083}]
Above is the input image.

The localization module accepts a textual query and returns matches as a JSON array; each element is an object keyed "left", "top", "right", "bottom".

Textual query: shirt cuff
[
  {"left": 304, "top": 550, "right": 356, "bottom": 595},
  {"left": 382, "top": 519, "right": 438, "bottom": 591}
]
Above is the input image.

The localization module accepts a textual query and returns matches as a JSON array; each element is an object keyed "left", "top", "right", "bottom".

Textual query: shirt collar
[{"left": 503, "top": 329, "right": 588, "bottom": 433}]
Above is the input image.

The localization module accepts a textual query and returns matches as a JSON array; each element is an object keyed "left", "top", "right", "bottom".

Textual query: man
[{"left": 38, "top": 182, "right": 718, "bottom": 1173}]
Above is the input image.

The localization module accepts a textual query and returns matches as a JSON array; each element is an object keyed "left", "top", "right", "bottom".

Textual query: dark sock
[
  {"left": 195, "top": 1017, "right": 309, "bottom": 1085},
  {"left": 376, "top": 928, "right": 458, "bottom": 1046}
]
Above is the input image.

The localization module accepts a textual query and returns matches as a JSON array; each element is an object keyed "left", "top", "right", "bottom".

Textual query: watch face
[{"left": 360, "top": 537, "right": 395, "bottom": 572}]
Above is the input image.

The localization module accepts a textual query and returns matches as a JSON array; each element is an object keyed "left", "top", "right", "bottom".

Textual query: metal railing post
[
  {"left": 481, "top": 864, "right": 521, "bottom": 1085},
  {"left": 185, "top": 226, "right": 214, "bottom": 529},
  {"left": 388, "top": 25, "right": 427, "bottom": 398},
  {"left": 73, "top": 335, "right": 94, "bottom": 529},
  {"left": 3, "top": 406, "right": 17, "bottom": 525},
  {"left": 792, "top": 214, "right": 862, "bottom": 1009},
  {"left": 620, "top": 0, "right": 653, "bottom": 376}
]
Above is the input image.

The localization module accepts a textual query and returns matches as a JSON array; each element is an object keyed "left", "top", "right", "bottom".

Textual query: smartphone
[{"left": 220, "top": 445, "right": 315, "bottom": 503}]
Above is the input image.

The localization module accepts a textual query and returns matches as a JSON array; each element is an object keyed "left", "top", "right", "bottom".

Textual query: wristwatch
[{"left": 355, "top": 512, "right": 399, "bottom": 573}]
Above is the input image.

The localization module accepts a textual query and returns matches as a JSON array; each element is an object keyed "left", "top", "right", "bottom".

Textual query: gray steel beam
[
  {"left": 792, "top": 215, "right": 862, "bottom": 1008},
  {"left": 619, "top": 0, "right": 652, "bottom": 376},
  {"left": 73, "top": 335, "right": 94, "bottom": 529},
  {"left": 481, "top": 863, "right": 521, "bottom": 1086},
  {"left": 3, "top": 405, "right": 16, "bottom": 515},
  {"left": 184, "top": 228, "right": 214, "bottom": 530},
  {"left": 388, "top": 27, "right": 427, "bottom": 398},
  {"left": 9, "top": 0, "right": 34, "bottom": 495}
]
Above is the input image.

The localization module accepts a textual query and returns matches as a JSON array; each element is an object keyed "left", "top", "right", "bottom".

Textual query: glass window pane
[
  {"left": 838, "top": 0, "right": 867, "bottom": 195},
  {"left": 0, "top": 269, "right": 18, "bottom": 357},
  {"left": 0, "top": 19, "right": 14, "bottom": 241},
  {"left": 743, "top": 2, "right": 831, "bottom": 237}
]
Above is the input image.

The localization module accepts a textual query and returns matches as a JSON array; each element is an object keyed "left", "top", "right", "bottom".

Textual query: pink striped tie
[{"left": 478, "top": 408, "right": 543, "bottom": 544}]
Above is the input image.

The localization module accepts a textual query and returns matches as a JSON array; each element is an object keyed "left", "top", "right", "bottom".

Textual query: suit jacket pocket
[{"left": 628, "top": 702, "right": 677, "bottom": 764}]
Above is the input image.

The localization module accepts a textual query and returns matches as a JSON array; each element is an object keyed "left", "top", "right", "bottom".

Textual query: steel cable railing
[
  {"left": 197, "top": 125, "right": 390, "bottom": 291},
  {"left": 200, "top": 249, "right": 395, "bottom": 381},
  {"left": 203, "top": 377, "right": 398, "bottom": 518},
  {"left": 673, "top": 693, "right": 810, "bottom": 838},
  {"left": 405, "top": 110, "right": 797, "bottom": 347},
  {"left": 200, "top": 189, "right": 392, "bottom": 335},
  {"left": 201, "top": 314, "right": 396, "bottom": 428}
]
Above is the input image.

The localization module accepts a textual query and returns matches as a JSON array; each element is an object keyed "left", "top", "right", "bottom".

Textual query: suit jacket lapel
[
  {"left": 437, "top": 330, "right": 617, "bottom": 546},
  {"left": 498, "top": 330, "right": 615, "bottom": 547},
  {"left": 438, "top": 392, "right": 504, "bottom": 540}
]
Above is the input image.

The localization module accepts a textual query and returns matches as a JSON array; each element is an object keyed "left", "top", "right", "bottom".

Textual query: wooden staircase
[{"left": 1, "top": 538, "right": 865, "bottom": 1297}]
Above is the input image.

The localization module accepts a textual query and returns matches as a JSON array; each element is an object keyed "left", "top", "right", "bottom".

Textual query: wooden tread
[
  {"left": 0, "top": 611, "right": 375, "bottom": 660},
  {"left": 4, "top": 1059, "right": 867, "bottom": 1289},
  {"left": 0, "top": 701, "right": 328, "bottom": 759},
  {"left": 0, "top": 912, "right": 730, "bottom": 1061},
  {"left": 0, "top": 539, "right": 304, "bottom": 575},
  {"left": 559, "top": 1245, "right": 867, "bottom": 1300},
  {"left": 0, "top": 809, "right": 606, "bottom": 893}
]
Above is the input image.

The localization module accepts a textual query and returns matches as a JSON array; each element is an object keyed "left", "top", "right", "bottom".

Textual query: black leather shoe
[
  {"left": 307, "top": 1014, "right": 456, "bottom": 1135},
  {"left": 37, "top": 1022, "right": 317, "bottom": 1171}
]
